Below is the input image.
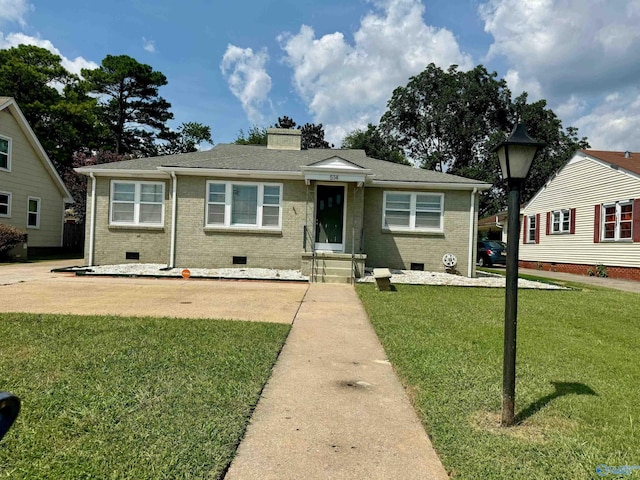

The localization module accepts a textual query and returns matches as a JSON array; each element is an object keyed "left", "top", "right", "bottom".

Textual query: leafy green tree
[
  {"left": 82, "top": 55, "right": 173, "bottom": 156},
  {"left": 234, "top": 125, "right": 268, "bottom": 145},
  {"left": 380, "top": 63, "right": 588, "bottom": 215},
  {"left": 158, "top": 122, "right": 213, "bottom": 155},
  {"left": 300, "top": 122, "right": 333, "bottom": 149},
  {"left": 341, "top": 123, "right": 408, "bottom": 164},
  {"left": 0, "top": 45, "right": 101, "bottom": 173}
]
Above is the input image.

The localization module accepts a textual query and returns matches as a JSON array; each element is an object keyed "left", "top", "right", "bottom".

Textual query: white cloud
[
  {"left": 573, "top": 90, "right": 640, "bottom": 151},
  {"left": 220, "top": 45, "right": 272, "bottom": 125},
  {"left": 554, "top": 95, "right": 587, "bottom": 119},
  {"left": 504, "top": 69, "right": 542, "bottom": 101},
  {"left": 279, "top": 0, "right": 472, "bottom": 145},
  {"left": 480, "top": 0, "right": 640, "bottom": 96},
  {"left": 143, "top": 37, "right": 155, "bottom": 53},
  {"left": 0, "top": 0, "right": 33, "bottom": 26},
  {"left": 0, "top": 32, "right": 98, "bottom": 76}
]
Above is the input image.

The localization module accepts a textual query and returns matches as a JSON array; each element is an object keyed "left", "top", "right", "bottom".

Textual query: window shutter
[
  {"left": 594, "top": 204, "right": 601, "bottom": 243},
  {"left": 570, "top": 208, "right": 576, "bottom": 234},
  {"left": 633, "top": 199, "right": 640, "bottom": 242},
  {"left": 535, "top": 213, "right": 540, "bottom": 244},
  {"left": 546, "top": 212, "right": 551, "bottom": 235},
  {"left": 522, "top": 215, "right": 527, "bottom": 244}
]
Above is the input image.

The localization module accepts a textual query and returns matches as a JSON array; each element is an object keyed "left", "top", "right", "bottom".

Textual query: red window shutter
[
  {"left": 570, "top": 208, "right": 576, "bottom": 234},
  {"left": 546, "top": 212, "right": 551, "bottom": 235},
  {"left": 633, "top": 199, "right": 640, "bottom": 242},
  {"left": 535, "top": 214, "right": 540, "bottom": 244},
  {"left": 522, "top": 215, "right": 528, "bottom": 244},
  {"left": 594, "top": 205, "right": 601, "bottom": 243}
]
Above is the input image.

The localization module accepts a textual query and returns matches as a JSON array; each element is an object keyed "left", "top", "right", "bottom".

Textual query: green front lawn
[
  {"left": 0, "top": 313, "right": 290, "bottom": 479},
  {"left": 357, "top": 284, "right": 640, "bottom": 479}
]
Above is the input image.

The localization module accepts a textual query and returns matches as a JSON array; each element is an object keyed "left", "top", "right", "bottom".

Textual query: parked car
[{"left": 477, "top": 240, "right": 507, "bottom": 267}]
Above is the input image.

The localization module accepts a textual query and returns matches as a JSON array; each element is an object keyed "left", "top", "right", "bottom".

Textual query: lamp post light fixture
[{"left": 491, "top": 123, "right": 545, "bottom": 427}]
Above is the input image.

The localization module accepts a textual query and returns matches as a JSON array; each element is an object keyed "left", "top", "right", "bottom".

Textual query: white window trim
[
  {"left": 526, "top": 214, "right": 537, "bottom": 243},
  {"left": 382, "top": 191, "right": 444, "bottom": 233},
  {"left": 109, "top": 180, "right": 165, "bottom": 227},
  {"left": 27, "top": 196, "right": 41, "bottom": 229},
  {"left": 551, "top": 209, "right": 571, "bottom": 234},
  {"left": 0, "top": 135, "right": 11, "bottom": 172},
  {"left": 205, "top": 181, "right": 283, "bottom": 230},
  {"left": 0, "top": 191, "right": 11, "bottom": 217},
  {"left": 601, "top": 200, "right": 633, "bottom": 242}
]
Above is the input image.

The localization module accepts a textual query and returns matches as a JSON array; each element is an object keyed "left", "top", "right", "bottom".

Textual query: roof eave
[{"left": 369, "top": 180, "right": 492, "bottom": 190}]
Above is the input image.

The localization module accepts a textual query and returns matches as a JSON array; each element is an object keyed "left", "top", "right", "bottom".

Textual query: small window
[
  {"left": 383, "top": 191, "right": 443, "bottom": 232},
  {"left": 602, "top": 201, "right": 633, "bottom": 241},
  {"left": 232, "top": 256, "right": 247, "bottom": 265},
  {"left": 125, "top": 251, "right": 140, "bottom": 260},
  {"left": 27, "top": 197, "right": 40, "bottom": 228},
  {"left": 0, "top": 136, "right": 10, "bottom": 171},
  {"left": 110, "top": 181, "right": 164, "bottom": 226},
  {"left": 551, "top": 209, "right": 571, "bottom": 233},
  {"left": 0, "top": 191, "right": 11, "bottom": 217},
  {"left": 527, "top": 215, "right": 537, "bottom": 243}
]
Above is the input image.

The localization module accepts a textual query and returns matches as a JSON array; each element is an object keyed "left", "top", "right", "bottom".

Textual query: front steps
[{"left": 301, "top": 252, "right": 367, "bottom": 284}]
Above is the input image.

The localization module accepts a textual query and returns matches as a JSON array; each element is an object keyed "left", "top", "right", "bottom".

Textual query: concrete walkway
[
  {"left": 225, "top": 284, "right": 448, "bottom": 480},
  {"left": 519, "top": 268, "right": 640, "bottom": 293}
]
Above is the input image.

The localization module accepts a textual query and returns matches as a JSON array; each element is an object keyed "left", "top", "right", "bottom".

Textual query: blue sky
[{"left": 2, "top": 0, "right": 640, "bottom": 151}]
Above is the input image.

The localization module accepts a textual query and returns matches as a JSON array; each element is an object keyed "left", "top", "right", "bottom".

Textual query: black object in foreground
[{"left": 0, "top": 392, "right": 21, "bottom": 441}]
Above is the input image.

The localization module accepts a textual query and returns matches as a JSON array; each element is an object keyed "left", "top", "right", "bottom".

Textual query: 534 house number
[{"left": 329, "top": 174, "right": 339, "bottom": 181}]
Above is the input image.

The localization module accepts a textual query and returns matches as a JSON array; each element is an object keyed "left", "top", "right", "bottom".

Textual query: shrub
[
  {"left": 0, "top": 224, "right": 26, "bottom": 259},
  {"left": 596, "top": 264, "right": 608, "bottom": 278}
]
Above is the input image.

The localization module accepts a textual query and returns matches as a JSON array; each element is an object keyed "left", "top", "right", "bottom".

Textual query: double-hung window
[
  {"left": 527, "top": 215, "right": 537, "bottom": 242},
  {"left": 602, "top": 201, "right": 633, "bottom": 241},
  {"left": 27, "top": 197, "right": 40, "bottom": 228},
  {"left": 0, "top": 192, "right": 10, "bottom": 217},
  {"left": 110, "top": 181, "right": 164, "bottom": 226},
  {"left": 206, "top": 181, "right": 282, "bottom": 229},
  {"left": 551, "top": 209, "right": 571, "bottom": 233},
  {"left": 0, "top": 136, "right": 10, "bottom": 171},
  {"left": 383, "top": 191, "right": 443, "bottom": 232}
]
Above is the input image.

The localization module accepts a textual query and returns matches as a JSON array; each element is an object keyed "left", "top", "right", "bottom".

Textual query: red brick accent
[{"left": 519, "top": 260, "right": 640, "bottom": 282}]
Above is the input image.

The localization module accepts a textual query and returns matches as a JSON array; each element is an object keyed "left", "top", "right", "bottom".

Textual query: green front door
[{"left": 315, "top": 184, "right": 345, "bottom": 251}]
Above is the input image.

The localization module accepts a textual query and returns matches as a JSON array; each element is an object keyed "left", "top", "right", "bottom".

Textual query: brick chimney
[{"left": 267, "top": 128, "right": 301, "bottom": 150}]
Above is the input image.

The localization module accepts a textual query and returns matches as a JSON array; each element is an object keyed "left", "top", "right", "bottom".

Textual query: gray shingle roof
[{"left": 78, "top": 143, "right": 487, "bottom": 185}]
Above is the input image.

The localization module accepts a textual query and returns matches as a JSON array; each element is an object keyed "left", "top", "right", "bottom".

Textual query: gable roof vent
[{"left": 624, "top": 151, "right": 631, "bottom": 158}]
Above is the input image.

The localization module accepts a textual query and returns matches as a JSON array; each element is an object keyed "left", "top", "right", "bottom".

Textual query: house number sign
[{"left": 329, "top": 174, "right": 339, "bottom": 181}]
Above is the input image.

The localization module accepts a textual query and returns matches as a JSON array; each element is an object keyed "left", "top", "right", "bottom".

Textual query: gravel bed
[{"left": 67, "top": 264, "right": 565, "bottom": 289}]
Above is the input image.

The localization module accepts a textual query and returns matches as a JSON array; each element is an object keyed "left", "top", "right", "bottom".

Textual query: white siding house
[{"left": 520, "top": 150, "right": 640, "bottom": 280}]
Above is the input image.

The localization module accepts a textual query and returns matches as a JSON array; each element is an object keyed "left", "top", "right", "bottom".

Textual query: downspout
[
  {"left": 88, "top": 173, "right": 97, "bottom": 267},
  {"left": 468, "top": 188, "right": 478, "bottom": 277},
  {"left": 169, "top": 171, "right": 177, "bottom": 269}
]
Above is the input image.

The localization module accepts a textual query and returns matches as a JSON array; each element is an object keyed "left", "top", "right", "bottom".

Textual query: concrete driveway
[{"left": 0, "top": 260, "right": 307, "bottom": 323}]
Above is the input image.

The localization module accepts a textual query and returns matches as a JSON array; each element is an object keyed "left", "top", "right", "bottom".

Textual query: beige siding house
[
  {"left": 0, "top": 97, "right": 73, "bottom": 256},
  {"left": 77, "top": 129, "right": 490, "bottom": 282},
  {"left": 520, "top": 150, "right": 640, "bottom": 280}
]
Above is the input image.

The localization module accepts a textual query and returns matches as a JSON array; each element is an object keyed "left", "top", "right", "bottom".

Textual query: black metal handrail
[{"left": 303, "top": 225, "right": 316, "bottom": 283}]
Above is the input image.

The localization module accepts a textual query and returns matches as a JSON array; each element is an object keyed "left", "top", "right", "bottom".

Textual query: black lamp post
[{"left": 491, "top": 123, "right": 544, "bottom": 427}]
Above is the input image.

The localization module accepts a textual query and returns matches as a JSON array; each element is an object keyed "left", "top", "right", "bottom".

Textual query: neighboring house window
[
  {"left": 0, "top": 136, "right": 10, "bottom": 171},
  {"left": 601, "top": 201, "right": 633, "bottom": 241},
  {"left": 27, "top": 197, "right": 40, "bottom": 228},
  {"left": 523, "top": 213, "right": 540, "bottom": 244},
  {"left": 0, "top": 191, "right": 11, "bottom": 217},
  {"left": 551, "top": 209, "right": 570, "bottom": 233},
  {"left": 382, "top": 191, "right": 443, "bottom": 232},
  {"left": 110, "top": 181, "right": 164, "bottom": 226},
  {"left": 206, "top": 181, "right": 282, "bottom": 229}
]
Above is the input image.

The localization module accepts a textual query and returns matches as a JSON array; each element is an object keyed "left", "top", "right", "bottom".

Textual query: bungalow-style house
[
  {"left": 520, "top": 149, "right": 640, "bottom": 280},
  {"left": 76, "top": 129, "right": 490, "bottom": 282},
  {"left": 0, "top": 97, "right": 74, "bottom": 257}
]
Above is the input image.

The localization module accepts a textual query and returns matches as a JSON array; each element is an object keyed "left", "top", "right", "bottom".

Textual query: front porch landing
[{"left": 301, "top": 252, "right": 367, "bottom": 284}]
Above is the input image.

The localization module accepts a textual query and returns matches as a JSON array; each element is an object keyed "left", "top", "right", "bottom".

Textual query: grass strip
[
  {"left": 0, "top": 313, "right": 289, "bottom": 479},
  {"left": 357, "top": 284, "right": 640, "bottom": 479}
]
